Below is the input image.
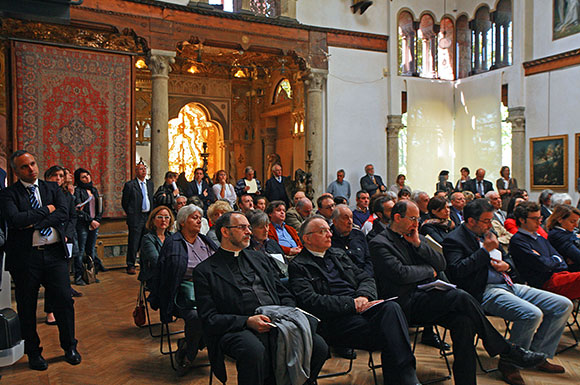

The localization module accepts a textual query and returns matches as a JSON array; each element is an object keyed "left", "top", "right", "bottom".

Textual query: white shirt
[{"left": 20, "top": 179, "right": 60, "bottom": 246}]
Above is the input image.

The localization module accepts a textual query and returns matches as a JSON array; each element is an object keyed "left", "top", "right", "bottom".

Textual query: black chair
[
  {"left": 474, "top": 315, "right": 511, "bottom": 374},
  {"left": 138, "top": 281, "right": 163, "bottom": 338},
  {"left": 366, "top": 325, "right": 452, "bottom": 385},
  {"left": 556, "top": 299, "right": 580, "bottom": 355}
]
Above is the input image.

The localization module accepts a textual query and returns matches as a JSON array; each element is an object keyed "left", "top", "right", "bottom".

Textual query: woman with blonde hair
[
  {"left": 206, "top": 200, "right": 233, "bottom": 246},
  {"left": 547, "top": 204, "right": 580, "bottom": 271}
]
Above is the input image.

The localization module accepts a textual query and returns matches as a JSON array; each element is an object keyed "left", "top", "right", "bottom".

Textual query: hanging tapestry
[{"left": 13, "top": 41, "right": 132, "bottom": 217}]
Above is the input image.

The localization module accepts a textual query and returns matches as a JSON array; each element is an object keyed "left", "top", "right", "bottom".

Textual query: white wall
[
  {"left": 533, "top": 0, "right": 580, "bottom": 59},
  {"left": 326, "top": 46, "right": 389, "bottom": 204}
]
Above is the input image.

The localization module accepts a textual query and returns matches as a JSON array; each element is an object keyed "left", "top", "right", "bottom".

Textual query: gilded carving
[
  {"left": 0, "top": 18, "right": 148, "bottom": 53},
  {"left": 168, "top": 75, "right": 231, "bottom": 98}
]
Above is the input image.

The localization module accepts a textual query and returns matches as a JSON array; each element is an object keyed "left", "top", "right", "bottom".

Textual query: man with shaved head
[{"left": 290, "top": 215, "right": 420, "bottom": 385}]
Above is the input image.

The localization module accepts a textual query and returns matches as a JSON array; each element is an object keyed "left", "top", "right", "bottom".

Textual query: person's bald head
[
  {"left": 475, "top": 168, "right": 486, "bottom": 181},
  {"left": 296, "top": 198, "right": 313, "bottom": 219},
  {"left": 331, "top": 204, "right": 353, "bottom": 237}
]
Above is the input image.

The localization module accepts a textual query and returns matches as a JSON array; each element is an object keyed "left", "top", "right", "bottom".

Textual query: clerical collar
[
  {"left": 221, "top": 247, "right": 241, "bottom": 257},
  {"left": 306, "top": 248, "right": 325, "bottom": 258}
]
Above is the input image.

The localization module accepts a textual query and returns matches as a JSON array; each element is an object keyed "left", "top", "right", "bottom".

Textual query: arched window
[
  {"left": 168, "top": 103, "right": 224, "bottom": 180},
  {"left": 398, "top": 11, "right": 417, "bottom": 76},
  {"left": 471, "top": 6, "right": 493, "bottom": 74},
  {"left": 273, "top": 79, "right": 292, "bottom": 104},
  {"left": 438, "top": 17, "right": 455, "bottom": 80},
  {"left": 417, "top": 14, "right": 437, "bottom": 78},
  {"left": 456, "top": 15, "right": 471, "bottom": 79},
  {"left": 491, "top": 0, "right": 512, "bottom": 68}
]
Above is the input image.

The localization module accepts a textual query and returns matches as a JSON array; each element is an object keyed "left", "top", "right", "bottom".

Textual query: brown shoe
[
  {"left": 536, "top": 359, "right": 565, "bottom": 373},
  {"left": 498, "top": 359, "right": 526, "bottom": 385},
  {"left": 126, "top": 266, "right": 136, "bottom": 275}
]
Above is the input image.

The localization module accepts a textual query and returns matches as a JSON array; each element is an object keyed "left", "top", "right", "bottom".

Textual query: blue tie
[
  {"left": 140, "top": 181, "right": 149, "bottom": 212},
  {"left": 27, "top": 185, "right": 52, "bottom": 237}
]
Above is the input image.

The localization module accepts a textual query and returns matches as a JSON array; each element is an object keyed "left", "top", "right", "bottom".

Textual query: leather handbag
[
  {"left": 82, "top": 256, "right": 98, "bottom": 284},
  {"left": 174, "top": 280, "right": 196, "bottom": 310},
  {"left": 133, "top": 284, "right": 146, "bottom": 327}
]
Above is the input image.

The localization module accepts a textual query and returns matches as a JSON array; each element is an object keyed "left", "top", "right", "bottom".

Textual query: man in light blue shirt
[{"left": 326, "top": 169, "right": 351, "bottom": 204}]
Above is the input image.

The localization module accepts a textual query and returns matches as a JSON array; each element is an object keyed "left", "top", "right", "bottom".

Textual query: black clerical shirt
[
  {"left": 313, "top": 254, "right": 356, "bottom": 297},
  {"left": 224, "top": 250, "right": 275, "bottom": 315}
]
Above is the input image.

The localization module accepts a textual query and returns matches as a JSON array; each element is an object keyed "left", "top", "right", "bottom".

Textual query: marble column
[
  {"left": 386, "top": 115, "right": 403, "bottom": 186},
  {"left": 507, "top": 107, "right": 526, "bottom": 187},
  {"left": 146, "top": 50, "right": 175, "bottom": 188},
  {"left": 304, "top": 69, "right": 328, "bottom": 199}
]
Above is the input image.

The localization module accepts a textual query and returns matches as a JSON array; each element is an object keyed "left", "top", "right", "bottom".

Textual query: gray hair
[
  {"left": 485, "top": 191, "right": 499, "bottom": 199},
  {"left": 551, "top": 193, "right": 572, "bottom": 206},
  {"left": 386, "top": 191, "right": 398, "bottom": 200},
  {"left": 246, "top": 209, "right": 269, "bottom": 228},
  {"left": 244, "top": 166, "right": 254, "bottom": 174},
  {"left": 176, "top": 204, "right": 204, "bottom": 231},
  {"left": 539, "top": 189, "right": 554, "bottom": 205},
  {"left": 331, "top": 204, "right": 350, "bottom": 221},
  {"left": 299, "top": 214, "right": 327, "bottom": 240},
  {"left": 296, "top": 197, "right": 312, "bottom": 210},
  {"left": 411, "top": 190, "right": 428, "bottom": 203}
]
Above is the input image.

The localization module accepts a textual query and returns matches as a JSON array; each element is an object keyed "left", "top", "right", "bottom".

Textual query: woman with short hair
[
  {"left": 547, "top": 204, "right": 580, "bottom": 271},
  {"left": 138, "top": 205, "right": 174, "bottom": 289},
  {"left": 154, "top": 204, "right": 218, "bottom": 375}
]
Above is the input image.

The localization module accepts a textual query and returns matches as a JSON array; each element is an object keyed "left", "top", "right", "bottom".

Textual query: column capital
[
  {"left": 147, "top": 50, "right": 176, "bottom": 78},
  {"left": 386, "top": 114, "right": 404, "bottom": 137},
  {"left": 304, "top": 69, "right": 328, "bottom": 92},
  {"left": 507, "top": 106, "right": 525, "bottom": 132}
]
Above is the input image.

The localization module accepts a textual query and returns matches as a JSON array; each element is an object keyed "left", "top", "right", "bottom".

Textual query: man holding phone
[{"left": 443, "top": 199, "right": 572, "bottom": 385}]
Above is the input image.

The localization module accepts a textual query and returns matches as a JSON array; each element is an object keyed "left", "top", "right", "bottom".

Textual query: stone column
[
  {"left": 304, "top": 69, "right": 328, "bottom": 199},
  {"left": 507, "top": 107, "right": 526, "bottom": 187},
  {"left": 386, "top": 115, "right": 403, "bottom": 186},
  {"left": 146, "top": 50, "right": 175, "bottom": 188},
  {"left": 263, "top": 127, "right": 277, "bottom": 181}
]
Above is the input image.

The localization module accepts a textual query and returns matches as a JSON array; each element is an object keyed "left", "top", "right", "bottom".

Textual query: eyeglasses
[
  {"left": 226, "top": 225, "right": 252, "bottom": 231},
  {"left": 477, "top": 218, "right": 493, "bottom": 225},
  {"left": 527, "top": 216, "right": 543, "bottom": 222},
  {"left": 305, "top": 227, "right": 332, "bottom": 236},
  {"left": 403, "top": 216, "right": 419, "bottom": 223},
  {"left": 155, "top": 215, "right": 171, "bottom": 220}
]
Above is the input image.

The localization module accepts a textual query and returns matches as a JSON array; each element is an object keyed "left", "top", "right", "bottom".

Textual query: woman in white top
[{"left": 212, "top": 169, "right": 237, "bottom": 208}]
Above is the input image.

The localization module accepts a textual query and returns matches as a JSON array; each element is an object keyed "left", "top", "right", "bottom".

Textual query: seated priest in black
[
  {"left": 193, "top": 212, "right": 328, "bottom": 385},
  {"left": 289, "top": 215, "right": 420, "bottom": 385},
  {"left": 369, "top": 200, "right": 546, "bottom": 385},
  {"left": 331, "top": 204, "right": 373, "bottom": 276}
]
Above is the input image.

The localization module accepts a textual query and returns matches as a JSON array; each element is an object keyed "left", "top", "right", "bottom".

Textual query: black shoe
[
  {"left": 95, "top": 278, "right": 100, "bottom": 283},
  {"left": 500, "top": 344, "right": 546, "bottom": 369},
  {"left": 333, "top": 347, "right": 357, "bottom": 360},
  {"left": 74, "top": 278, "right": 86, "bottom": 286},
  {"left": 28, "top": 354, "right": 48, "bottom": 371},
  {"left": 64, "top": 347, "right": 82, "bottom": 365},
  {"left": 96, "top": 263, "right": 107, "bottom": 272},
  {"left": 71, "top": 288, "right": 83, "bottom": 297},
  {"left": 421, "top": 331, "right": 451, "bottom": 351}
]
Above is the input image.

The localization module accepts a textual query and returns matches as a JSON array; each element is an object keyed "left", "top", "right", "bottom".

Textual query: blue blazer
[{"left": 548, "top": 227, "right": 580, "bottom": 268}]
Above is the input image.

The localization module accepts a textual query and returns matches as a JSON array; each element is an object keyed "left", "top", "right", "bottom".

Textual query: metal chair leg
[
  {"left": 556, "top": 300, "right": 580, "bottom": 355},
  {"left": 316, "top": 350, "right": 354, "bottom": 379}
]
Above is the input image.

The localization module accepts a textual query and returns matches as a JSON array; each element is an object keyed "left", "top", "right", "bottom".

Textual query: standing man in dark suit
[
  {"left": 264, "top": 163, "right": 290, "bottom": 207},
  {"left": 0, "top": 150, "right": 81, "bottom": 370},
  {"left": 193, "top": 212, "right": 328, "bottom": 385},
  {"left": 121, "top": 162, "right": 154, "bottom": 275},
  {"left": 360, "top": 164, "right": 386, "bottom": 197},
  {"left": 185, "top": 167, "right": 215, "bottom": 211},
  {"left": 464, "top": 168, "right": 494, "bottom": 198}
]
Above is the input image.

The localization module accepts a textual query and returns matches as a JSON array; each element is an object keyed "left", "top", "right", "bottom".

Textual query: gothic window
[
  {"left": 491, "top": 0, "right": 512, "bottom": 68},
  {"left": 438, "top": 17, "right": 455, "bottom": 80},
  {"left": 417, "top": 14, "right": 438, "bottom": 78},
  {"left": 250, "top": 0, "right": 280, "bottom": 17},
  {"left": 398, "top": 11, "right": 417, "bottom": 76},
  {"left": 471, "top": 6, "right": 493, "bottom": 74},
  {"left": 273, "top": 78, "right": 292, "bottom": 104}
]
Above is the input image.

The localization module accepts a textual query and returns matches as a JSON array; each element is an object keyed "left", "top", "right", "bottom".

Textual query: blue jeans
[
  {"left": 481, "top": 283, "right": 572, "bottom": 357},
  {"left": 77, "top": 225, "right": 103, "bottom": 270}
]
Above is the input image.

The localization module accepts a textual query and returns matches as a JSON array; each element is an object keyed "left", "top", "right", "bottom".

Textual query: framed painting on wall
[
  {"left": 530, "top": 135, "right": 568, "bottom": 189},
  {"left": 554, "top": 0, "right": 580, "bottom": 40}
]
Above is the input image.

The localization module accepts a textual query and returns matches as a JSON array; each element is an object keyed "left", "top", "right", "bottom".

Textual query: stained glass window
[{"left": 274, "top": 79, "right": 292, "bottom": 103}]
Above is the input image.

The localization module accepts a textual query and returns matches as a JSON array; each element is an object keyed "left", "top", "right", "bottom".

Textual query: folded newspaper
[{"left": 417, "top": 279, "right": 456, "bottom": 291}]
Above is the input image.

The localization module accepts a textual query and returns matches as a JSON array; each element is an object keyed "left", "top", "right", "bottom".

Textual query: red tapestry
[{"left": 13, "top": 41, "right": 132, "bottom": 217}]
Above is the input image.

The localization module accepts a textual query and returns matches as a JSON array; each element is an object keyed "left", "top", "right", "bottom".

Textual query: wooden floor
[{"left": 1, "top": 269, "right": 580, "bottom": 384}]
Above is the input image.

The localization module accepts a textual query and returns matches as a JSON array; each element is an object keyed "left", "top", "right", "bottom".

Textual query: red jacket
[
  {"left": 505, "top": 218, "right": 548, "bottom": 239},
  {"left": 268, "top": 223, "right": 302, "bottom": 255}
]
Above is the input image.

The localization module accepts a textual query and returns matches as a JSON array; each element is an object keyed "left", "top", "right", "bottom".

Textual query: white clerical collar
[
  {"left": 306, "top": 248, "right": 325, "bottom": 258},
  {"left": 221, "top": 247, "right": 241, "bottom": 257}
]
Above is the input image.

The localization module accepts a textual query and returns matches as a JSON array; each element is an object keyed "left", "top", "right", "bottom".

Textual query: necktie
[
  {"left": 478, "top": 181, "right": 484, "bottom": 196},
  {"left": 27, "top": 185, "right": 52, "bottom": 237},
  {"left": 140, "top": 181, "right": 149, "bottom": 212}
]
